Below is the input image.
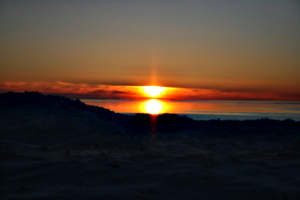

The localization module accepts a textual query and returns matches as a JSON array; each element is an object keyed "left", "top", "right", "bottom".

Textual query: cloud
[
  {"left": 0, "top": 81, "right": 299, "bottom": 101},
  {"left": 0, "top": 81, "right": 143, "bottom": 100}
]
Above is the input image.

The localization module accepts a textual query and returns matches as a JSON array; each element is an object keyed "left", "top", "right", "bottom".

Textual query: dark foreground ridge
[
  {"left": 1, "top": 92, "right": 299, "bottom": 139},
  {"left": 1, "top": 92, "right": 300, "bottom": 200}
]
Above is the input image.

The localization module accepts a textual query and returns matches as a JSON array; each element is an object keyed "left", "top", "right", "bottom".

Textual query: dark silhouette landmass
[
  {"left": 1, "top": 92, "right": 300, "bottom": 200},
  {"left": 1, "top": 91, "right": 299, "bottom": 137}
]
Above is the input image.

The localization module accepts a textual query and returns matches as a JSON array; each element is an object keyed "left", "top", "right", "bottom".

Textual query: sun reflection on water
[{"left": 145, "top": 99, "right": 162, "bottom": 114}]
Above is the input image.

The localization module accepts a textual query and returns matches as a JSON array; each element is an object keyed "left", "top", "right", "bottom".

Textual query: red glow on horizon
[
  {"left": 1, "top": 81, "right": 300, "bottom": 101},
  {"left": 143, "top": 86, "right": 166, "bottom": 98}
]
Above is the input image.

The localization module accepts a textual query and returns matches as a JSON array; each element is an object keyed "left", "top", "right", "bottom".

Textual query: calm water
[{"left": 82, "top": 99, "right": 300, "bottom": 121}]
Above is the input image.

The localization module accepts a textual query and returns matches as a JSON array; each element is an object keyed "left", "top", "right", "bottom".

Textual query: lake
[{"left": 82, "top": 99, "right": 300, "bottom": 121}]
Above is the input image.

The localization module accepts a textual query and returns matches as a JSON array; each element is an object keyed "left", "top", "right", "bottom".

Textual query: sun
[
  {"left": 145, "top": 99, "right": 162, "bottom": 114},
  {"left": 143, "top": 86, "right": 165, "bottom": 98}
]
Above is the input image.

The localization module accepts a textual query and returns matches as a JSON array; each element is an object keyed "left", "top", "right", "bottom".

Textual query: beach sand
[{"left": 1, "top": 92, "right": 300, "bottom": 200}]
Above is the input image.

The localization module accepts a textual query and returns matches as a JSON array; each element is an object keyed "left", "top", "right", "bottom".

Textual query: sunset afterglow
[
  {"left": 143, "top": 86, "right": 165, "bottom": 98},
  {"left": 1, "top": 81, "right": 300, "bottom": 101},
  {"left": 0, "top": 1, "right": 299, "bottom": 101}
]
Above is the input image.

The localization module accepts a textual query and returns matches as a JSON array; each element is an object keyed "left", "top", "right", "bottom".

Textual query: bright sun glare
[
  {"left": 145, "top": 99, "right": 162, "bottom": 114},
  {"left": 143, "top": 86, "right": 165, "bottom": 97}
]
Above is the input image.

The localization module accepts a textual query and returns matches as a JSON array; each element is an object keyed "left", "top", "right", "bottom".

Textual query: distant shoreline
[{"left": 82, "top": 98, "right": 300, "bottom": 122}]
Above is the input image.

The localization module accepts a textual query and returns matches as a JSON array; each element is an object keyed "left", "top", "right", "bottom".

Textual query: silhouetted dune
[
  {"left": 1, "top": 91, "right": 299, "bottom": 151},
  {"left": 0, "top": 92, "right": 134, "bottom": 147},
  {"left": 1, "top": 92, "right": 299, "bottom": 139},
  {"left": 1, "top": 91, "right": 113, "bottom": 115},
  {"left": 132, "top": 113, "right": 300, "bottom": 136},
  {"left": 1, "top": 92, "right": 300, "bottom": 200}
]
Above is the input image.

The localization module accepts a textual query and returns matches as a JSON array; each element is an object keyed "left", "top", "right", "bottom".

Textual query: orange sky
[
  {"left": 0, "top": 1, "right": 299, "bottom": 100},
  {"left": 1, "top": 81, "right": 299, "bottom": 101}
]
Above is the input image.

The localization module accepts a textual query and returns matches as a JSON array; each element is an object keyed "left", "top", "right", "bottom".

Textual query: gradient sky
[{"left": 1, "top": 0, "right": 299, "bottom": 100}]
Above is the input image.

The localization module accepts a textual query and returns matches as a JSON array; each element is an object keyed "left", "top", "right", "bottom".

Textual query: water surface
[{"left": 82, "top": 99, "right": 300, "bottom": 121}]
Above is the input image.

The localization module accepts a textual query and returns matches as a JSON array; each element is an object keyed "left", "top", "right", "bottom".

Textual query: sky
[{"left": 1, "top": 0, "right": 300, "bottom": 100}]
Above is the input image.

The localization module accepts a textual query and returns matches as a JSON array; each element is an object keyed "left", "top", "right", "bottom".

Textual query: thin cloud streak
[{"left": 1, "top": 81, "right": 299, "bottom": 101}]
